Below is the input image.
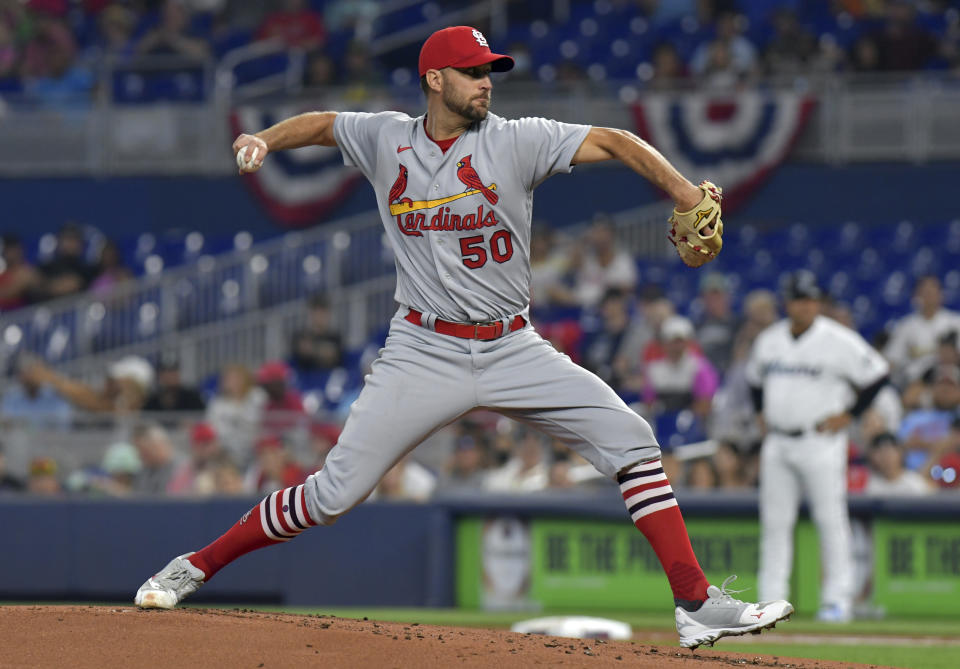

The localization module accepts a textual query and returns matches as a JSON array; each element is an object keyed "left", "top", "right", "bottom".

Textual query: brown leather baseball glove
[{"left": 668, "top": 180, "right": 723, "bottom": 268}]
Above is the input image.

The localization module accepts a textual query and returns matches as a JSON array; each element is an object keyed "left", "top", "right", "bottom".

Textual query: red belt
[{"left": 405, "top": 309, "right": 525, "bottom": 340}]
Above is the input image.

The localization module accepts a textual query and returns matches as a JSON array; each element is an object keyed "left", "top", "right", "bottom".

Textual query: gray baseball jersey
[
  {"left": 298, "top": 111, "right": 660, "bottom": 525},
  {"left": 334, "top": 111, "right": 590, "bottom": 322}
]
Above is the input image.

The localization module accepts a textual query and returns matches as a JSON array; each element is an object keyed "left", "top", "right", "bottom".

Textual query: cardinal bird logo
[
  {"left": 389, "top": 164, "right": 413, "bottom": 208},
  {"left": 456, "top": 155, "right": 498, "bottom": 205}
]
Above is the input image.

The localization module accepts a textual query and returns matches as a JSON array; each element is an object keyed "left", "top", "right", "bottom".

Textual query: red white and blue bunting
[
  {"left": 633, "top": 91, "right": 815, "bottom": 209},
  {"left": 231, "top": 105, "right": 364, "bottom": 227}
]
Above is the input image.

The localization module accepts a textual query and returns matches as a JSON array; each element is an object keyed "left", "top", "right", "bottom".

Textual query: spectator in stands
[
  {"left": 244, "top": 434, "right": 308, "bottom": 496},
  {"left": 303, "top": 51, "right": 337, "bottom": 88},
  {"left": 694, "top": 272, "right": 739, "bottom": 374},
  {"left": 689, "top": 11, "right": 758, "bottom": 85},
  {"left": 863, "top": 432, "right": 934, "bottom": 496},
  {"left": 484, "top": 428, "right": 549, "bottom": 493},
  {"left": 643, "top": 315, "right": 719, "bottom": 419},
  {"left": 91, "top": 3, "right": 137, "bottom": 62},
  {"left": 648, "top": 42, "right": 688, "bottom": 89},
  {"left": 529, "top": 226, "right": 577, "bottom": 312},
  {"left": 21, "top": 354, "right": 153, "bottom": 414},
  {"left": 873, "top": 0, "right": 937, "bottom": 71},
  {"left": 0, "top": 441, "right": 25, "bottom": 493},
  {"left": 709, "top": 291, "right": 777, "bottom": 479},
  {"left": 437, "top": 433, "right": 489, "bottom": 491},
  {"left": 135, "top": 0, "right": 210, "bottom": 61},
  {"left": 582, "top": 288, "right": 634, "bottom": 392},
  {"left": 307, "top": 421, "right": 339, "bottom": 471},
  {"left": 26, "top": 457, "right": 62, "bottom": 496},
  {"left": 686, "top": 457, "right": 718, "bottom": 490},
  {"left": 342, "top": 40, "right": 384, "bottom": 102},
  {"left": 96, "top": 441, "right": 142, "bottom": 497},
  {"left": 763, "top": 8, "right": 817, "bottom": 76},
  {"left": 547, "top": 451, "right": 600, "bottom": 489},
  {"left": 898, "top": 363, "right": 960, "bottom": 470},
  {"left": 205, "top": 363, "right": 265, "bottom": 465},
  {"left": 34, "top": 222, "right": 96, "bottom": 301},
  {"left": 256, "top": 360, "right": 306, "bottom": 437},
  {"left": 19, "top": 11, "right": 75, "bottom": 80},
  {"left": 572, "top": 215, "right": 637, "bottom": 309},
  {"left": 0, "top": 15, "right": 18, "bottom": 84},
  {"left": 735, "top": 289, "right": 779, "bottom": 351},
  {"left": 883, "top": 275, "right": 960, "bottom": 387},
  {"left": 373, "top": 455, "right": 437, "bottom": 502},
  {"left": 212, "top": 454, "right": 246, "bottom": 495},
  {"left": 712, "top": 441, "right": 752, "bottom": 489},
  {"left": 290, "top": 295, "right": 344, "bottom": 374},
  {"left": 903, "top": 331, "right": 960, "bottom": 409},
  {"left": 0, "top": 364, "right": 73, "bottom": 429},
  {"left": 255, "top": 0, "right": 325, "bottom": 50},
  {"left": 132, "top": 422, "right": 183, "bottom": 495},
  {"left": 143, "top": 354, "right": 206, "bottom": 414},
  {"left": 168, "top": 422, "right": 224, "bottom": 496},
  {"left": 849, "top": 35, "right": 880, "bottom": 72},
  {"left": 0, "top": 235, "right": 40, "bottom": 311},
  {"left": 90, "top": 239, "right": 133, "bottom": 297}
]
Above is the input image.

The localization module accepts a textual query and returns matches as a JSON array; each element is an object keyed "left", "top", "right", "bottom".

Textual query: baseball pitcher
[{"left": 134, "top": 26, "right": 789, "bottom": 649}]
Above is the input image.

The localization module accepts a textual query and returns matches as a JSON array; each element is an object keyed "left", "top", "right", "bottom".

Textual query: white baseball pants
[{"left": 758, "top": 431, "right": 854, "bottom": 612}]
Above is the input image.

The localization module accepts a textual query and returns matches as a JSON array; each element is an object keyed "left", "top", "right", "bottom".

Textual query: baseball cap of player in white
[
  {"left": 783, "top": 270, "right": 822, "bottom": 301},
  {"left": 661, "top": 315, "right": 695, "bottom": 341},
  {"left": 108, "top": 355, "right": 155, "bottom": 391},
  {"left": 418, "top": 26, "right": 514, "bottom": 76}
]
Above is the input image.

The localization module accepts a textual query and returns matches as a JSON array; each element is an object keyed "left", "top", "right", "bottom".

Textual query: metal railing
[
  {"left": 0, "top": 198, "right": 671, "bottom": 385},
  {"left": 6, "top": 73, "right": 960, "bottom": 177}
]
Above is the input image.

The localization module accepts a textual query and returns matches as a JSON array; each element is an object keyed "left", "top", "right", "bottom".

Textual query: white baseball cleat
[
  {"left": 675, "top": 575, "right": 794, "bottom": 649},
  {"left": 134, "top": 552, "right": 206, "bottom": 609}
]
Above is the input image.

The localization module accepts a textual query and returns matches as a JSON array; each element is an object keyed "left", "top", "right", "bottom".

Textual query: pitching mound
[{"left": 1, "top": 605, "right": 878, "bottom": 668}]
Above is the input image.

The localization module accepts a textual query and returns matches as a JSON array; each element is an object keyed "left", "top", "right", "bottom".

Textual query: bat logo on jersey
[{"left": 389, "top": 156, "right": 501, "bottom": 237}]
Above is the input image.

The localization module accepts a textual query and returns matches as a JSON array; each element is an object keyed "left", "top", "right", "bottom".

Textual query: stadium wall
[
  {"left": 1, "top": 494, "right": 957, "bottom": 614},
  {"left": 5, "top": 162, "right": 957, "bottom": 242}
]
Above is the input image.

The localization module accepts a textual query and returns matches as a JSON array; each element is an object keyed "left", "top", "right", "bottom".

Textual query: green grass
[{"left": 703, "top": 642, "right": 953, "bottom": 669}]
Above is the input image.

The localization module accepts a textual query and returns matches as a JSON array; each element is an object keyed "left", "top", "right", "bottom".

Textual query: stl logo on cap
[{"left": 471, "top": 29, "right": 488, "bottom": 47}]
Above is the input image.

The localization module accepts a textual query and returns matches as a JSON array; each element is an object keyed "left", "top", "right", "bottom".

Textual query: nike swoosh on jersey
[{"left": 397, "top": 145, "right": 413, "bottom": 153}]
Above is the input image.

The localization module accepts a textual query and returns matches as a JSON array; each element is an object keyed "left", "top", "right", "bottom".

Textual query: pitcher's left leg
[{"left": 479, "top": 329, "right": 792, "bottom": 648}]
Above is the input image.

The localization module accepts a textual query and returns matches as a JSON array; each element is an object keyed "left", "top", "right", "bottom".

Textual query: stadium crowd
[
  {"left": 1, "top": 215, "right": 959, "bottom": 501},
  {"left": 2, "top": 0, "right": 960, "bottom": 105}
]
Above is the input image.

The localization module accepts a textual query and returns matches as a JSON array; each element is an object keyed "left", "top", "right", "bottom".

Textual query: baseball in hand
[{"left": 236, "top": 146, "right": 260, "bottom": 172}]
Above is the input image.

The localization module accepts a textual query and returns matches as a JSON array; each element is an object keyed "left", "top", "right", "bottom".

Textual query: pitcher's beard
[{"left": 443, "top": 90, "right": 490, "bottom": 122}]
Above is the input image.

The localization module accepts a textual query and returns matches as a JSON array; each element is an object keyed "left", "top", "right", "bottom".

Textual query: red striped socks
[
  {"left": 187, "top": 484, "right": 317, "bottom": 580},
  {"left": 617, "top": 459, "right": 709, "bottom": 606}
]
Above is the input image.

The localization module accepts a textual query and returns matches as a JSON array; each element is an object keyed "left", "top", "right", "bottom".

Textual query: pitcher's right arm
[{"left": 233, "top": 111, "right": 339, "bottom": 172}]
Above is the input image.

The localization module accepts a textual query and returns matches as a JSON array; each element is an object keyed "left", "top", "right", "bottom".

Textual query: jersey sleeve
[
  {"left": 509, "top": 117, "right": 592, "bottom": 190},
  {"left": 838, "top": 328, "right": 890, "bottom": 388},
  {"left": 333, "top": 111, "right": 406, "bottom": 179},
  {"left": 744, "top": 333, "right": 766, "bottom": 387}
]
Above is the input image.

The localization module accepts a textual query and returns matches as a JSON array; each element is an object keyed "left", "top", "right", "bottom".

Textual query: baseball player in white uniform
[
  {"left": 135, "top": 26, "right": 792, "bottom": 648},
  {"left": 746, "top": 270, "right": 889, "bottom": 623}
]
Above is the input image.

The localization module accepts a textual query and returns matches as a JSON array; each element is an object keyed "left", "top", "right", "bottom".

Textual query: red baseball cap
[
  {"left": 257, "top": 360, "right": 291, "bottom": 384},
  {"left": 190, "top": 422, "right": 217, "bottom": 445},
  {"left": 418, "top": 26, "right": 514, "bottom": 77}
]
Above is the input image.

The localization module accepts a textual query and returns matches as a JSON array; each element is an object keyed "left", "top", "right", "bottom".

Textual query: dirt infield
[{"left": 0, "top": 605, "right": 889, "bottom": 669}]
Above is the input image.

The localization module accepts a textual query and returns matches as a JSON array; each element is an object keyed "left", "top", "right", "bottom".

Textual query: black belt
[{"left": 769, "top": 427, "right": 805, "bottom": 438}]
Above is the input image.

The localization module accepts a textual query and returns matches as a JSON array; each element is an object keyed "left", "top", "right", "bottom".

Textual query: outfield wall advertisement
[{"left": 456, "top": 515, "right": 960, "bottom": 616}]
